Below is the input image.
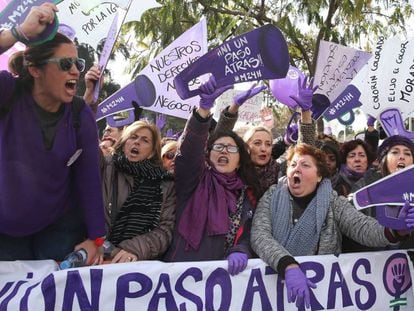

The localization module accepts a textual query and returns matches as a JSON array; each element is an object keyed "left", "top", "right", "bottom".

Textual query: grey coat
[{"left": 251, "top": 182, "right": 392, "bottom": 272}]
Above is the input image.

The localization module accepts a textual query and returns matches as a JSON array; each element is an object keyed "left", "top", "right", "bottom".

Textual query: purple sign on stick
[
  {"left": 0, "top": 0, "right": 61, "bottom": 46},
  {"left": 323, "top": 84, "right": 362, "bottom": 122},
  {"left": 96, "top": 74, "right": 156, "bottom": 121},
  {"left": 174, "top": 24, "right": 289, "bottom": 100},
  {"left": 93, "top": 12, "right": 119, "bottom": 102}
]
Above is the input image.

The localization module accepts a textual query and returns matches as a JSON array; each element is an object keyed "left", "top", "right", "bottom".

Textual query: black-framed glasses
[
  {"left": 163, "top": 151, "right": 176, "bottom": 160},
  {"left": 39, "top": 57, "right": 86, "bottom": 72},
  {"left": 211, "top": 143, "right": 239, "bottom": 154}
]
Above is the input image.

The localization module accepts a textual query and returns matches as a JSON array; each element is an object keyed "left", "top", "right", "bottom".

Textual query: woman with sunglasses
[
  {"left": 161, "top": 141, "right": 177, "bottom": 174},
  {"left": 164, "top": 76, "right": 261, "bottom": 276},
  {"left": 0, "top": 4, "right": 105, "bottom": 264}
]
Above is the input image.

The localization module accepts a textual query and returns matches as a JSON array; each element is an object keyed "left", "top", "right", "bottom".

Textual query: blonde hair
[
  {"left": 114, "top": 120, "right": 162, "bottom": 165},
  {"left": 161, "top": 141, "right": 178, "bottom": 158},
  {"left": 243, "top": 126, "right": 273, "bottom": 144}
]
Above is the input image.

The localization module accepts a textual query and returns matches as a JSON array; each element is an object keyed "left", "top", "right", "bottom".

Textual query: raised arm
[{"left": 0, "top": 3, "right": 57, "bottom": 53}]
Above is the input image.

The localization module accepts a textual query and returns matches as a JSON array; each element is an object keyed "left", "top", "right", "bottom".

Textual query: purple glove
[
  {"left": 398, "top": 200, "right": 414, "bottom": 229},
  {"left": 173, "top": 130, "right": 183, "bottom": 141},
  {"left": 285, "top": 266, "right": 316, "bottom": 309},
  {"left": 367, "top": 115, "right": 376, "bottom": 127},
  {"left": 156, "top": 114, "right": 166, "bottom": 130},
  {"left": 234, "top": 84, "right": 267, "bottom": 106},
  {"left": 227, "top": 252, "right": 248, "bottom": 276},
  {"left": 165, "top": 128, "right": 175, "bottom": 138},
  {"left": 284, "top": 123, "right": 298, "bottom": 145},
  {"left": 290, "top": 76, "right": 318, "bottom": 111},
  {"left": 199, "top": 75, "right": 233, "bottom": 110}
]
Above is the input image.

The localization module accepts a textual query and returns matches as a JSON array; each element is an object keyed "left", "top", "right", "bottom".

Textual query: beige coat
[{"left": 101, "top": 156, "right": 176, "bottom": 260}]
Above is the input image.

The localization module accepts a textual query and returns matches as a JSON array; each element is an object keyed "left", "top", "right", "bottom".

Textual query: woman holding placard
[{"left": 164, "top": 75, "right": 260, "bottom": 276}]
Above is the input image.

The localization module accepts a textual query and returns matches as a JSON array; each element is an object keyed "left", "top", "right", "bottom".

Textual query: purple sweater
[{"left": 0, "top": 71, "right": 105, "bottom": 238}]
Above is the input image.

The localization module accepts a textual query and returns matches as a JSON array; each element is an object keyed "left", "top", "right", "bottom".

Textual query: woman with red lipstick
[
  {"left": 251, "top": 143, "right": 414, "bottom": 309},
  {"left": 100, "top": 121, "right": 176, "bottom": 263},
  {"left": 164, "top": 75, "right": 260, "bottom": 276},
  {"left": 0, "top": 4, "right": 105, "bottom": 263}
]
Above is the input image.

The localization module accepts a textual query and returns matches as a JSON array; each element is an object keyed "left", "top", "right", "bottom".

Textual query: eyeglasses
[
  {"left": 211, "top": 144, "right": 239, "bottom": 154},
  {"left": 163, "top": 151, "right": 176, "bottom": 160},
  {"left": 39, "top": 57, "right": 86, "bottom": 72}
]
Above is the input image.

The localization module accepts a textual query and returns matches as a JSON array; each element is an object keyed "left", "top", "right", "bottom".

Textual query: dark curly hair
[
  {"left": 286, "top": 143, "right": 330, "bottom": 179},
  {"left": 207, "top": 129, "right": 261, "bottom": 198},
  {"left": 339, "top": 139, "right": 375, "bottom": 167}
]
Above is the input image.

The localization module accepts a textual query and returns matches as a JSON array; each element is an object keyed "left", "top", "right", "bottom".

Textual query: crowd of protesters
[{"left": 2, "top": 3, "right": 414, "bottom": 310}]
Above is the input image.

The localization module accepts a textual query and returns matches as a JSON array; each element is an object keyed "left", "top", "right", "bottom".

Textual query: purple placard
[
  {"left": 354, "top": 165, "right": 414, "bottom": 230},
  {"left": 106, "top": 111, "right": 135, "bottom": 127},
  {"left": 95, "top": 82, "right": 136, "bottom": 121},
  {"left": 93, "top": 12, "right": 119, "bottom": 102},
  {"left": 96, "top": 74, "right": 156, "bottom": 121},
  {"left": 0, "top": 0, "right": 61, "bottom": 45},
  {"left": 323, "top": 84, "right": 362, "bottom": 121},
  {"left": 380, "top": 108, "right": 414, "bottom": 140},
  {"left": 174, "top": 24, "right": 289, "bottom": 100}
]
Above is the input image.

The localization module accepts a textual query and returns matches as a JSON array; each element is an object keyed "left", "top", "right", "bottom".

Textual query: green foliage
[{"left": 106, "top": 0, "right": 413, "bottom": 133}]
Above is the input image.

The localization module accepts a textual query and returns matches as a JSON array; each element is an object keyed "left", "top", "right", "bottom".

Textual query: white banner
[
  {"left": 138, "top": 17, "right": 208, "bottom": 119},
  {"left": 1, "top": 250, "right": 414, "bottom": 310},
  {"left": 314, "top": 40, "right": 371, "bottom": 101},
  {"left": 95, "top": 18, "right": 208, "bottom": 121},
  {"left": 213, "top": 89, "right": 264, "bottom": 124}
]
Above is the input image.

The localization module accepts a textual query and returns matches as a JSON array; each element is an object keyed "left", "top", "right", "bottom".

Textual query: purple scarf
[
  {"left": 340, "top": 164, "right": 365, "bottom": 182},
  {"left": 178, "top": 165, "right": 245, "bottom": 250}
]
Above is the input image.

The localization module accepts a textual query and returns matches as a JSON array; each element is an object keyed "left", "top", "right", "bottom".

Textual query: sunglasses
[
  {"left": 163, "top": 151, "right": 176, "bottom": 160},
  {"left": 211, "top": 143, "right": 239, "bottom": 154},
  {"left": 39, "top": 57, "right": 86, "bottom": 72}
]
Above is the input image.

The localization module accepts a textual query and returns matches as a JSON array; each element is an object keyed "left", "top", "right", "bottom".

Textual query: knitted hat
[{"left": 377, "top": 135, "right": 414, "bottom": 161}]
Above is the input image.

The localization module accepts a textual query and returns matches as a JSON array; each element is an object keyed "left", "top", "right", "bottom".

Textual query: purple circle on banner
[
  {"left": 133, "top": 75, "right": 156, "bottom": 107},
  {"left": 382, "top": 253, "right": 412, "bottom": 296},
  {"left": 269, "top": 66, "right": 304, "bottom": 108}
]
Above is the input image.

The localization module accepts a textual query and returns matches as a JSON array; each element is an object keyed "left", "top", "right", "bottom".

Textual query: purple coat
[
  {"left": 164, "top": 111, "right": 255, "bottom": 262},
  {"left": 0, "top": 71, "right": 105, "bottom": 239}
]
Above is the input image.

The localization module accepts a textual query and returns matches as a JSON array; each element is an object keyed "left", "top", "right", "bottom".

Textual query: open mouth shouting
[
  {"left": 396, "top": 162, "right": 406, "bottom": 171},
  {"left": 65, "top": 79, "right": 78, "bottom": 96},
  {"left": 217, "top": 156, "right": 229, "bottom": 165}
]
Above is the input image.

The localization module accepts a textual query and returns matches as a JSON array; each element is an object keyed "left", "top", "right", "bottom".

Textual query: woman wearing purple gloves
[
  {"left": 216, "top": 76, "right": 318, "bottom": 196},
  {"left": 164, "top": 76, "right": 261, "bottom": 276},
  {"left": 251, "top": 143, "right": 414, "bottom": 309}
]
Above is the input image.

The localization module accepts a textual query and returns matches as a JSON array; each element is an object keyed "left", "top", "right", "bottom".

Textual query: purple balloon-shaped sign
[
  {"left": 269, "top": 66, "right": 304, "bottom": 109},
  {"left": 174, "top": 24, "right": 289, "bottom": 100}
]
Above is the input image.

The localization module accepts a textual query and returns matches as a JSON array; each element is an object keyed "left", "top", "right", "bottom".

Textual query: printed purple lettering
[
  {"left": 352, "top": 259, "right": 376, "bottom": 310},
  {"left": 242, "top": 268, "right": 272, "bottom": 310},
  {"left": 148, "top": 274, "right": 178, "bottom": 311},
  {"left": 205, "top": 268, "right": 231, "bottom": 311},
  {"left": 175, "top": 268, "right": 203, "bottom": 311},
  {"left": 115, "top": 273, "right": 152, "bottom": 310},
  {"left": 327, "top": 263, "right": 353, "bottom": 309},
  {"left": 62, "top": 269, "right": 103, "bottom": 311}
]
